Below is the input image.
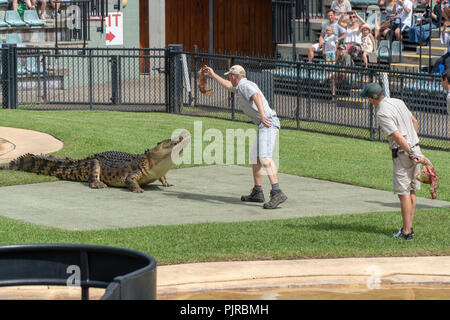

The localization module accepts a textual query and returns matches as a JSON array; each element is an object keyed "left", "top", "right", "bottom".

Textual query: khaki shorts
[
  {"left": 392, "top": 148, "right": 421, "bottom": 195},
  {"left": 250, "top": 118, "right": 280, "bottom": 161}
]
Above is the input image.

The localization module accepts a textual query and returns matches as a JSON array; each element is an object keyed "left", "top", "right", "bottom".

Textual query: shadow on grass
[
  {"left": 284, "top": 221, "right": 393, "bottom": 236},
  {"left": 365, "top": 200, "right": 441, "bottom": 209}
]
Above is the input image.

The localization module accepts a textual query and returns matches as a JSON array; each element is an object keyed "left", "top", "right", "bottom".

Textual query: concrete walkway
[
  {"left": 0, "top": 126, "right": 64, "bottom": 163},
  {"left": 1, "top": 126, "right": 449, "bottom": 299},
  {"left": 0, "top": 164, "right": 449, "bottom": 230}
]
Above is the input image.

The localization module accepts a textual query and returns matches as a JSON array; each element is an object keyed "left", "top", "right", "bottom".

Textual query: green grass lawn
[{"left": 0, "top": 109, "right": 449, "bottom": 264}]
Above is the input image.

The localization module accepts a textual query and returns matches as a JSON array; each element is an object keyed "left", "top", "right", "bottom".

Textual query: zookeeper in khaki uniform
[{"left": 360, "top": 83, "right": 422, "bottom": 240}]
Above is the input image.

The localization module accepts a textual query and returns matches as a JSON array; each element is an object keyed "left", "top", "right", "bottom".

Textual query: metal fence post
[
  {"left": 368, "top": 70, "right": 376, "bottom": 141},
  {"left": 296, "top": 62, "right": 301, "bottom": 129},
  {"left": 167, "top": 44, "right": 183, "bottom": 114},
  {"left": 1, "top": 44, "right": 18, "bottom": 109},
  {"left": 291, "top": 0, "right": 296, "bottom": 61},
  {"left": 110, "top": 55, "right": 119, "bottom": 105},
  {"left": 88, "top": 49, "right": 93, "bottom": 110}
]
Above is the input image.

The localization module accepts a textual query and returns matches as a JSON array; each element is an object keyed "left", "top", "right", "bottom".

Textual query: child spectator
[
  {"left": 323, "top": 44, "right": 354, "bottom": 96},
  {"left": 323, "top": 26, "right": 338, "bottom": 62},
  {"left": 360, "top": 24, "right": 376, "bottom": 67}
]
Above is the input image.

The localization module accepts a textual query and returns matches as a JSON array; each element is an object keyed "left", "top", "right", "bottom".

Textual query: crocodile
[{"left": 1, "top": 131, "right": 190, "bottom": 193}]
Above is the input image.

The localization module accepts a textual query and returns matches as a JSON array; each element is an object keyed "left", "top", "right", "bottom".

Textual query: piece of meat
[
  {"left": 198, "top": 66, "right": 214, "bottom": 96},
  {"left": 413, "top": 155, "right": 439, "bottom": 200}
]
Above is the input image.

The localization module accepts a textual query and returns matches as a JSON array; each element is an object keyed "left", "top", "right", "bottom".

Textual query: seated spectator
[
  {"left": 442, "top": 68, "right": 450, "bottom": 113},
  {"left": 308, "top": 9, "right": 346, "bottom": 62},
  {"left": 12, "top": 0, "right": 47, "bottom": 20},
  {"left": 330, "top": 0, "right": 352, "bottom": 20},
  {"left": 410, "top": 0, "right": 429, "bottom": 10},
  {"left": 48, "top": 0, "right": 62, "bottom": 18},
  {"left": 324, "top": 44, "right": 354, "bottom": 96},
  {"left": 12, "top": 0, "right": 35, "bottom": 19},
  {"left": 339, "top": 11, "right": 366, "bottom": 58},
  {"left": 36, "top": 0, "right": 47, "bottom": 20},
  {"left": 323, "top": 26, "right": 338, "bottom": 62},
  {"left": 386, "top": 0, "right": 414, "bottom": 41},
  {"left": 24, "top": 0, "right": 36, "bottom": 9},
  {"left": 432, "top": 18, "right": 450, "bottom": 73},
  {"left": 360, "top": 24, "right": 376, "bottom": 67},
  {"left": 408, "top": 0, "right": 447, "bottom": 43},
  {"left": 375, "top": 0, "right": 398, "bottom": 46}
]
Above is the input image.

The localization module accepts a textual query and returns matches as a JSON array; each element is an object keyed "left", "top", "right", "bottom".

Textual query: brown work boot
[
  {"left": 263, "top": 190, "right": 287, "bottom": 209},
  {"left": 241, "top": 187, "right": 265, "bottom": 203}
]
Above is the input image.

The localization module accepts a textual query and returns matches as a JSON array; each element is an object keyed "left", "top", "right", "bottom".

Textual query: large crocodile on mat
[{"left": 0, "top": 131, "right": 190, "bottom": 193}]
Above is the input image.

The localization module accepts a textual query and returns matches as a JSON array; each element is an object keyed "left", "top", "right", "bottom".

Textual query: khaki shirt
[{"left": 376, "top": 97, "right": 419, "bottom": 150}]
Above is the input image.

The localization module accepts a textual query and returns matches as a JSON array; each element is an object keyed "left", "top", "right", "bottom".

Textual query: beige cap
[{"left": 224, "top": 65, "right": 246, "bottom": 77}]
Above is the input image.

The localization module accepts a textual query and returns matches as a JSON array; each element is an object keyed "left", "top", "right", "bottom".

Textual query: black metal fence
[
  {"left": 183, "top": 51, "right": 448, "bottom": 151},
  {"left": 272, "top": 0, "right": 324, "bottom": 45},
  {"left": 1, "top": 45, "right": 448, "bottom": 151}
]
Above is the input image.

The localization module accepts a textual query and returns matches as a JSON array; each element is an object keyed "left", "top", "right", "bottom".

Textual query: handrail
[{"left": 0, "top": 244, "right": 157, "bottom": 300}]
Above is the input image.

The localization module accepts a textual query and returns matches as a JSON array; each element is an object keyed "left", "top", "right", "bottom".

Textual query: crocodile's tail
[{"left": 1, "top": 153, "right": 90, "bottom": 182}]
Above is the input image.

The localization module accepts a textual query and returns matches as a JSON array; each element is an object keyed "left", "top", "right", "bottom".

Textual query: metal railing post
[
  {"left": 1, "top": 44, "right": 18, "bottom": 109},
  {"left": 88, "top": 49, "right": 93, "bottom": 110},
  {"left": 110, "top": 55, "right": 119, "bottom": 105},
  {"left": 167, "top": 44, "right": 183, "bottom": 114},
  {"left": 292, "top": 0, "right": 296, "bottom": 61}
]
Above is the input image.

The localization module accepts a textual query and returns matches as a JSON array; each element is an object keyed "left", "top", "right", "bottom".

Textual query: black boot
[
  {"left": 263, "top": 190, "right": 287, "bottom": 209},
  {"left": 241, "top": 187, "right": 265, "bottom": 203}
]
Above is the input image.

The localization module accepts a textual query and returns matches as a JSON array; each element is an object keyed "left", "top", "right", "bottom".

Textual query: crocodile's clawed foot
[
  {"left": 90, "top": 181, "right": 108, "bottom": 189},
  {"left": 131, "top": 187, "right": 144, "bottom": 193}
]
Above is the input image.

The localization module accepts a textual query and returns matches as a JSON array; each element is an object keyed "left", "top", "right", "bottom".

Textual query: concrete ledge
[{"left": 157, "top": 256, "right": 450, "bottom": 298}]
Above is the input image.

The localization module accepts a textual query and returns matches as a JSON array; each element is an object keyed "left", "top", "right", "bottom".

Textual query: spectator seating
[
  {"left": 6, "top": 33, "right": 26, "bottom": 47},
  {"left": 0, "top": 13, "right": 8, "bottom": 28},
  {"left": 16, "top": 57, "right": 28, "bottom": 75},
  {"left": 23, "top": 10, "right": 44, "bottom": 26},
  {"left": 400, "top": 79, "right": 448, "bottom": 114},
  {"left": 349, "top": 1, "right": 378, "bottom": 5},
  {"left": 5, "top": 10, "right": 27, "bottom": 27},
  {"left": 26, "top": 56, "right": 44, "bottom": 73},
  {"left": 377, "top": 40, "right": 402, "bottom": 61}
]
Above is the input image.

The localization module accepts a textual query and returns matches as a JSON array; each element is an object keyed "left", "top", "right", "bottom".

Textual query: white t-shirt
[
  {"left": 376, "top": 97, "right": 419, "bottom": 149},
  {"left": 230, "top": 78, "right": 277, "bottom": 125},
  {"left": 324, "top": 35, "right": 338, "bottom": 53},
  {"left": 395, "top": 0, "right": 413, "bottom": 28},
  {"left": 441, "top": 32, "right": 450, "bottom": 53}
]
